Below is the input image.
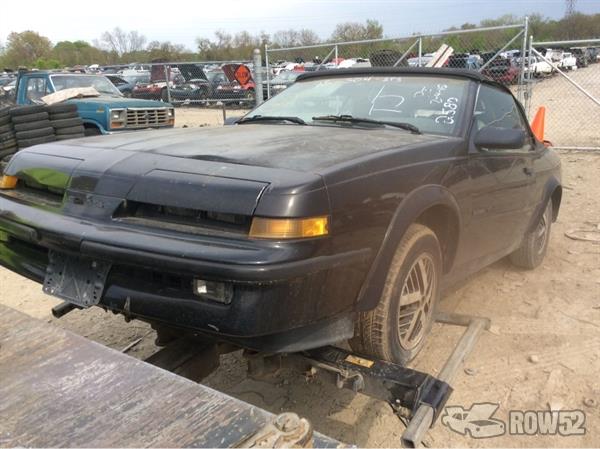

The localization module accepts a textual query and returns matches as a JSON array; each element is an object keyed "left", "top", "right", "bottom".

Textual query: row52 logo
[{"left": 441, "top": 403, "right": 586, "bottom": 438}]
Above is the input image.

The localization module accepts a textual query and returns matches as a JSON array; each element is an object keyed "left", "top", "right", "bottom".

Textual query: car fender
[
  {"left": 526, "top": 175, "right": 562, "bottom": 234},
  {"left": 356, "top": 184, "right": 462, "bottom": 312}
]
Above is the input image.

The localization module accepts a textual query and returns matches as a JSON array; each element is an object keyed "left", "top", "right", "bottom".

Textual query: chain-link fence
[
  {"left": 264, "top": 22, "right": 529, "bottom": 103},
  {"left": 527, "top": 38, "right": 600, "bottom": 149}
]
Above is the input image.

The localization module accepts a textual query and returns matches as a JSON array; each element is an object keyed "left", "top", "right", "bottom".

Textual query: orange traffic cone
[{"left": 531, "top": 107, "right": 545, "bottom": 141}]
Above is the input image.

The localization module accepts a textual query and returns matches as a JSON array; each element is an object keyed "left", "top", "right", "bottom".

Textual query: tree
[
  {"left": 2, "top": 31, "right": 52, "bottom": 68},
  {"left": 330, "top": 19, "right": 383, "bottom": 42},
  {"left": 98, "top": 27, "right": 147, "bottom": 56}
]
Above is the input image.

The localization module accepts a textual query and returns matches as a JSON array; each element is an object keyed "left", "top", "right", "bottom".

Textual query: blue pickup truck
[{"left": 15, "top": 71, "right": 174, "bottom": 135}]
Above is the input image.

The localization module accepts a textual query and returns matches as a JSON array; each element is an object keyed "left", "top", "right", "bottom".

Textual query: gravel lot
[{"left": 1, "top": 78, "right": 599, "bottom": 447}]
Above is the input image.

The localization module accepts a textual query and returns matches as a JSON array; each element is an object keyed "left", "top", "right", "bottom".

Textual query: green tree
[{"left": 2, "top": 31, "right": 52, "bottom": 68}]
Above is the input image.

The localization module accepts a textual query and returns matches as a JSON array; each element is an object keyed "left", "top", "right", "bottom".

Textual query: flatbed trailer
[{"left": 0, "top": 304, "right": 339, "bottom": 448}]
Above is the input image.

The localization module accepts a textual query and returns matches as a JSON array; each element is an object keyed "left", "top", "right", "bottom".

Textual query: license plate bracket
[{"left": 43, "top": 251, "right": 112, "bottom": 307}]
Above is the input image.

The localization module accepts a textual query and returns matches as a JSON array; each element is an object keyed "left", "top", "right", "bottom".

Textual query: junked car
[{"left": 0, "top": 68, "right": 561, "bottom": 365}]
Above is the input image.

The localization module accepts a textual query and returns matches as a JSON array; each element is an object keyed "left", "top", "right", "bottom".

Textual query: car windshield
[
  {"left": 272, "top": 71, "right": 301, "bottom": 83},
  {"left": 250, "top": 75, "right": 470, "bottom": 135},
  {"left": 50, "top": 74, "right": 122, "bottom": 96}
]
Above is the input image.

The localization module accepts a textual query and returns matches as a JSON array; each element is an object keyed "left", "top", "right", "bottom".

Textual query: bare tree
[{"left": 99, "top": 27, "right": 147, "bottom": 55}]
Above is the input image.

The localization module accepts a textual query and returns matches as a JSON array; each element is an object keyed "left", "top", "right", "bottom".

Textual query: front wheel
[
  {"left": 509, "top": 201, "right": 552, "bottom": 269},
  {"left": 350, "top": 223, "right": 442, "bottom": 365}
]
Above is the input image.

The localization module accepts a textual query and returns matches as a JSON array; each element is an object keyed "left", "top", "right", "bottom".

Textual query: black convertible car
[{"left": 0, "top": 68, "right": 561, "bottom": 365}]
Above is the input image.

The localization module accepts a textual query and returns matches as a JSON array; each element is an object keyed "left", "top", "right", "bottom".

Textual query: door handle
[{"left": 523, "top": 167, "right": 533, "bottom": 176}]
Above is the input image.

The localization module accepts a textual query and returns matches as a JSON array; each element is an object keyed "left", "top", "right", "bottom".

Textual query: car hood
[
  {"left": 67, "top": 96, "right": 169, "bottom": 109},
  {"left": 51, "top": 124, "right": 447, "bottom": 173}
]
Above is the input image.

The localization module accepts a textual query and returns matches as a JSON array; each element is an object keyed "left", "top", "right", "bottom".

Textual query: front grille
[
  {"left": 126, "top": 108, "right": 169, "bottom": 128},
  {"left": 113, "top": 201, "right": 251, "bottom": 235}
]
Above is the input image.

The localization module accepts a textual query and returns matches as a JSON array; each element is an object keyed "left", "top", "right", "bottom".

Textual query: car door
[{"left": 461, "top": 83, "right": 537, "bottom": 266}]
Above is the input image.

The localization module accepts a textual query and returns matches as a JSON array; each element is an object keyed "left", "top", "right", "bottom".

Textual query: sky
[{"left": 1, "top": 0, "right": 599, "bottom": 50}]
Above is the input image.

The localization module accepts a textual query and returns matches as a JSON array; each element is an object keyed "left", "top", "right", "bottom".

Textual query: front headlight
[{"left": 109, "top": 109, "right": 126, "bottom": 129}]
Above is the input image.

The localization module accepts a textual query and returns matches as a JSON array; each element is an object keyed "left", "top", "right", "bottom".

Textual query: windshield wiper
[
  {"left": 312, "top": 114, "right": 421, "bottom": 134},
  {"left": 236, "top": 115, "right": 306, "bottom": 125}
]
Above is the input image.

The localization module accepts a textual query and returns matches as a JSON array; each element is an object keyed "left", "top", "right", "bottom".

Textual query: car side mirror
[{"left": 474, "top": 126, "right": 526, "bottom": 151}]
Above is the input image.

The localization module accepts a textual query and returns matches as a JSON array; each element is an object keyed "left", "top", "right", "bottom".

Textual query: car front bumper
[{"left": 0, "top": 196, "right": 370, "bottom": 351}]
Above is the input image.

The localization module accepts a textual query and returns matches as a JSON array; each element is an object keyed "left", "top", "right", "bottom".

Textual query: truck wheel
[
  {"left": 351, "top": 223, "right": 442, "bottom": 365},
  {"left": 84, "top": 126, "right": 101, "bottom": 137},
  {"left": 509, "top": 201, "right": 552, "bottom": 269}
]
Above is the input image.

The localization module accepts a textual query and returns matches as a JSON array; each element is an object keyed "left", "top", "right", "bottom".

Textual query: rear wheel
[
  {"left": 509, "top": 200, "right": 552, "bottom": 269},
  {"left": 350, "top": 224, "right": 442, "bottom": 365}
]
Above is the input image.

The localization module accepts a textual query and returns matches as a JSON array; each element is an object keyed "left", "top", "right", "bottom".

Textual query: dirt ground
[{"left": 1, "top": 88, "right": 599, "bottom": 447}]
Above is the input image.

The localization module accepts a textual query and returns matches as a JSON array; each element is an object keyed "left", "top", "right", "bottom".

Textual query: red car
[{"left": 481, "top": 58, "right": 520, "bottom": 85}]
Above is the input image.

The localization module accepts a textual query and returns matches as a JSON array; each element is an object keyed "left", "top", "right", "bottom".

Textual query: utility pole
[{"left": 565, "top": 0, "right": 576, "bottom": 17}]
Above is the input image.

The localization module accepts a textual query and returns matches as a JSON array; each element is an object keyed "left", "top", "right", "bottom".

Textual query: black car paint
[{"left": 0, "top": 68, "right": 562, "bottom": 352}]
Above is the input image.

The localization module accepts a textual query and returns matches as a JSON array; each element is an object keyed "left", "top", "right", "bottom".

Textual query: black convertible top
[{"left": 296, "top": 67, "right": 507, "bottom": 90}]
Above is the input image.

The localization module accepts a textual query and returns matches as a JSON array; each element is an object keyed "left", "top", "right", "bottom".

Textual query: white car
[
  {"left": 559, "top": 52, "right": 577, "bottom": 70},
  {"left": 525, "top": 56, "right": 553, "bottom": 77}
]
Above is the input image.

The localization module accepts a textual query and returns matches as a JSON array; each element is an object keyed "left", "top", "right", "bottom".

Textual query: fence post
[
  {"left": 518, "top": 16, "right": 529, "bottom": 104},
  {"left": 163, "top": 64, "right": 172, "bottom": 104},
  {"left": 265, "top": 44, "right": 271, "bottom": 100},
  {"left": 335, "top": 45, "right": 339, "bottom": 65},
  {"left": 418, "top": 37, "right": 422, "bottom": 66},
  {"left": 253, "top": 48, "right": 264, "bottom": 107},
  {"left": 525, "top": 34, "right": 534, "bottom": 117}
]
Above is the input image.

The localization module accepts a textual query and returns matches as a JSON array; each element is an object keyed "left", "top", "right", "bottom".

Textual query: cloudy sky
[{"left": 1, "top": 0, "right": 598, "bottom": 49}]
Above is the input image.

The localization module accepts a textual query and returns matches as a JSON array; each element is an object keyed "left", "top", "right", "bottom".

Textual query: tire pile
[
  {"left": 47, "top": 103, "right": 85, "bottom": 141},
  {"left": 11, "top": 105, "right": 56, "bottom": 150},
  {"left": 0, "top": 103, "right": 85, "bottom": 174},
  {"left": 0, "top": 107, "right": 17, "bottom": 171}
]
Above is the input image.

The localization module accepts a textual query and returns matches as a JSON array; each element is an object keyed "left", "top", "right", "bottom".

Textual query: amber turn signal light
[
  {"left": 249, "top": 216, "right": 329, "bottom": 239},
  {"left": 0, "top": 175, "right": 17, "bottom": 189}
]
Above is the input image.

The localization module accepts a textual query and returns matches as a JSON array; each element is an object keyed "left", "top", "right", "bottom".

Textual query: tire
[
  {"left": 9, "top": 105, "right": 46, "bottom": 117},
  {"left": 0, "top": 123, "right": 12, "bottom": 134},
  {"left": 0, "top": 115, "right": 11, "bottom": 126},
  {"left": 84, "top": 126, "right": 101, "bottom": 136},
  {"left": 0, "top": 130, "right": 15, "bottom": 141},
  {"left": 350, "top": 223, "right": 442, "bottom": 365},
  {"left": 16, "top": 127, "right": 55, "bottom": 140},
  {"left": 49, "top": 111, "right": 79, "bottom": 121},
  {"left": 51, "top": 117, "right": 83, "bottom": 129},
  {"left": 161, "top": 88, "right": 169, "bottom": 103},
  {"left": 14, "top": 120, "right": 52, "bottom": 132},
  {"left": 46, "top": 103, "right": 77, "bottom": 114},
  {"left": 0, "top": 148, "right": 17, "bottom": 159},
  {"left": 56, "top": 125, "right": 84, "bottom": 135},
  {"left": 0, "top": 139, "right": 17, "bottom": 151},
  {"left": 56, "top": 133, "right": 85, "bottom": 141},
  {"left": 18, "top": 135, "right": 56, "bottom": 149},
  {"left": 11, "top": 112, "right": 49, "bottom": 124},
  {"left": 509, "top": 201, "right": 552, "bottom": 269}
]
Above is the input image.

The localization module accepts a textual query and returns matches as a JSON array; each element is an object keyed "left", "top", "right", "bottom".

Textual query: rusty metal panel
[{"left": 0, "top": 305, "right": 339, "bottom": 448}]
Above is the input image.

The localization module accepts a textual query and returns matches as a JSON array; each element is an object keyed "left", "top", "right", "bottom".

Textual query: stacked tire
[
  {"left": 10, "top": 105, "right": 56, "bottom": 149},
  {"left": 47, "top": 103, "right": 85, "bottom": 141},
  {"left": 0, "top": 107, "right": 17, "bottom": 173}
]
